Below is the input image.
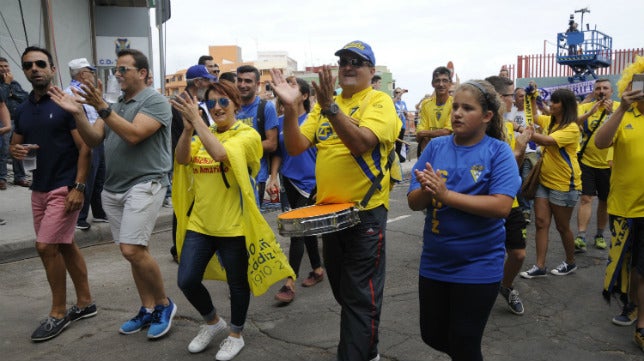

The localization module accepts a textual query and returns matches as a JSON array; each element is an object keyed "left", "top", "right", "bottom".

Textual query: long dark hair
[{"left": 548, "top": 88, "right": 578, "bottom": 134}]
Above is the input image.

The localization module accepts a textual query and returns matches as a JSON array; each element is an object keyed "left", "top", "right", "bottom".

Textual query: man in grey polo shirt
[{"left": 49, "top": 49, "right": 176, "bottom": 340}]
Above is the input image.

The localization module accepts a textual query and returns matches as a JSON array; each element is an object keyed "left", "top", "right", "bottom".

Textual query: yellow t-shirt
[
  {"left": 417, "top": 96, "right": 453, "bottom": 132},
  {"left": 504, "top": 121, "right": 519, "bottom": 208},
  {"left": 187, "top": 121, "right": 262, "bottom": 236},
  {"left": 535, "top": 115, "right": 581, "bottom": 192},
  {"left": 577, "top": 101, "right": 620, "bottom": 169},
  {"left": 607, "top": 106, "right": 644, "bottom": 217},
  {"left": 300, "top": 88, "right": 400, "bottom": 210}
]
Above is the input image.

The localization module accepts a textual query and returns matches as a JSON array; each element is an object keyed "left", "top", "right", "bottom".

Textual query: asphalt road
[{"left": 1, "top": 172, "right": 642, "bottom": 360}]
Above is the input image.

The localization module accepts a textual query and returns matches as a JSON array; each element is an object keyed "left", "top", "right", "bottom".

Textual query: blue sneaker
[
  {"left": 119, "top": 307, "right": 152, "bottom": 334},
  {"left": 147, "top": 298, "right": 177, "bottom": 339}
]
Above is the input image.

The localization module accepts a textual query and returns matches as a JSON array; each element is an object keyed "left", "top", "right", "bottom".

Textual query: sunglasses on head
[
  {"left": 205, "top": 97, "right": 231, "bottom": 109},
  {"left": 338, "top": 57, "right": 370, "bottom": 68},
  {"left": 22, "top": 60, "right": 48, "bottom": 70}
]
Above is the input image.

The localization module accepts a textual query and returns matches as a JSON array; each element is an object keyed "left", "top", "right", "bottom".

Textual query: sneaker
[
  {"left": 76, "top": 220, "right": 91, "bottom": 231},
  {"left": 369, "top": 354, "right": 380, "bottom": 361},
  {"left": 147, "top": 298, "right": 177, "bottom": 339},
  {"left": 612, "top": 302, "right": 638, "bottom": 326},
  {"left": 274, "top": 285, "right": 295, "bottom": 303},
  {"left": 67, "top": 303, "right": 98, "bottom": 322},
  {"left": 216, "top": 335, "right": 245, "bottom": 361},
  {"left": 499, "top": 286, "right": 525, "bottom": 315},
  {"left": 188, "top": 318, "right": 228, "bottom": 353},
  {"left": 31, "top": 316, "right": 70, "bottom": 342},
  {"left": 301, "top": 270, "right": 324, "bottom": 287},
  {"left": 520, "top": 265, "right": 547, "bottom": 279},
  {"left": 92, "top": 217, "right": 109, "bottom": 223},
  {"left": 594, "top": 235, "right": 607, "bottom": 249},
  {"left": 119, "top": 307, "right": 152, "bottom": 334},
  {"left": 163, "top": 197, "right": 172, "bottom": 208},
  {"left": 0, "top": 218, "right": 6, "bottom": 225},
  {"left": 574, "top": 236, "right": 587, "bottom": 253},
  {"left": 635, "top": 328, "right": 644, "bottom": 352},
  {"left": 550, "top": 261, "right": 577, "bottom": 276},
  {"left": 0, "top": 179, "right": 6, "bottom": 190}
]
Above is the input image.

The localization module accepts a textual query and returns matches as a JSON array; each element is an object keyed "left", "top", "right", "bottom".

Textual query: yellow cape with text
[{"left": 172, "top": 137, "right": 295, "bottom": 296}]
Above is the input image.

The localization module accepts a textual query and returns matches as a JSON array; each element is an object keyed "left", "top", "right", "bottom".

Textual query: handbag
[{"left": 521, "top": 158, "right": 543, "bottom": 200}]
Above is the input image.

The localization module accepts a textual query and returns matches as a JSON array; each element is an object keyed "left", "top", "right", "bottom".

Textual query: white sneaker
[
  {"left": 370, "top": 355, "right": 380, "bottom": 361},
  {"left": 216, "top": 335, "right": 245, "bottom": 361},
  {"left": 188, "top": 318, "right": 228, "bottom": 353}
]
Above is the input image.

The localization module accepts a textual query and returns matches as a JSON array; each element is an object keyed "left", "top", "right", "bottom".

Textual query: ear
[{"left": 482, "top": 110, "right": 493, "bottom": 124}]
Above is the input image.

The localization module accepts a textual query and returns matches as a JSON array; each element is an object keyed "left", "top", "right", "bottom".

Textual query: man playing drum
[{"left": 270, "top": 40, "right": 400, "bottom": 361}]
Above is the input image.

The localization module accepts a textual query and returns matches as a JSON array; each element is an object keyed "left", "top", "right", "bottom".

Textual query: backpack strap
[{"left": 256, "top": 99, "right": 267, "bottom": 140}]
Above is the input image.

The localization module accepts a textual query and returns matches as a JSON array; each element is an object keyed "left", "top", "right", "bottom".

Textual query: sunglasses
[
  {"left": 205, "top": 97, "right": 231, "bottom": 109},
  {"left": 116, "top": 66, "right": 138, "bottom": 74},
  {"left": 22, "top": 60, "right": 48, "bottom": 70},
  {"left": 338, "top": 58, "right": 370, "bottom": 68},
  {"left": 213, "top": 70, "right": 221, "bottom": 74}
]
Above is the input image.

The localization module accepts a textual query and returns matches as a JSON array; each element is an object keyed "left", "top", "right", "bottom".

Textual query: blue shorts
[{"left": 535, "top": 183, "right": 580, "bottom": 207}]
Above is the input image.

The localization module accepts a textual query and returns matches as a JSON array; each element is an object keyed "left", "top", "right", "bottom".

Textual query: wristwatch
[
  {"left": 98, "top": 106, "right": 112, "bottom": 119},
  {"left": 72, "top": 182, "right": 86, "bottom": 192},
  {"left": 321, "top": 102, "right": 339, "bottom": 117}
]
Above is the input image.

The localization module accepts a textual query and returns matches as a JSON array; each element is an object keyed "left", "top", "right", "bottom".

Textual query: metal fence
[{"left": 505, "top": 48, "right": 643, "bottom": 79}]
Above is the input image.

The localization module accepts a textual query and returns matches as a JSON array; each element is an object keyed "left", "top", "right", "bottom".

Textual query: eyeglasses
[
  {"left": 22, "top": 60, "right": 48, "bottom": 70},
  {"left": 116, "top": 66, "right": 138, "bottom": 74},
  {"left": 205, "top": 97, "right": 231, "bottom": 109},
  {"left": 338, "top": 58, "right": 370, "bottom": 68}
]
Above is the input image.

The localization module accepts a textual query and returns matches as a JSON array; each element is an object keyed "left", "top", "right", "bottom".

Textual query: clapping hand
[{"left": 269, "top": 69, "right": 301, "bottom": 107}]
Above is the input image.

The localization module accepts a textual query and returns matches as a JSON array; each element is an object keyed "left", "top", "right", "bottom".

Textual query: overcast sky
[{"left": 156, "top": 0, "right": 644, "bottom": 106}]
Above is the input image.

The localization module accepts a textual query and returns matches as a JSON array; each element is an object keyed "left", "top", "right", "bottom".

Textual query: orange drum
[{"left": 277, "top": 203, "right": 360, "bottom": 237}]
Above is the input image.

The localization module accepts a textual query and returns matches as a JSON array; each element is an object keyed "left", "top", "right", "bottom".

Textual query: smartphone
[{"left": 633, "top": 74, "right": 644, "bottom": 92}]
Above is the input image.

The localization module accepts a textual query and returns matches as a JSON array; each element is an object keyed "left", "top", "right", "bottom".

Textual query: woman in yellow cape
[{"left": 171, "top": 80, "right": 294, "bottom": 359}]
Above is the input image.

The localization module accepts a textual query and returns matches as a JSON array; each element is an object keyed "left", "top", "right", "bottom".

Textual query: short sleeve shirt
[
  {"left": 299, "top": 88, "right": 400, "bottom": 210},
  {"left": 104, "top": 87, "right": 172, "bottom": 193},
  {"left": 14, "top": 93, "right": 79, "bottom": 192}
]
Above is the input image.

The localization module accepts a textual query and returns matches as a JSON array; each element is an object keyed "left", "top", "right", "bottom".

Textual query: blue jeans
[
  {"left": 177, "top": 231, "right": 250, "bottom": 334},
  {"left": 78, "top": 144, "right": 107, "bottom": 221},
  {"left": 0, "top": 133, "right": 7, "bottom": 181}
]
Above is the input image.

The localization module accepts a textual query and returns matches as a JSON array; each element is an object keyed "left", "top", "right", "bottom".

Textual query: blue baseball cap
[
  {"left": 334, "top": 40, "right": 375, "bottom": 65},
  {"left": 186, "top": 65, "right": 217, "bottom": 81}
]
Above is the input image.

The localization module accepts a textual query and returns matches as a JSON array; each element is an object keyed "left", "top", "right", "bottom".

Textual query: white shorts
[{"left": 102, "top": 181, "right": 166, "bottom": 246}]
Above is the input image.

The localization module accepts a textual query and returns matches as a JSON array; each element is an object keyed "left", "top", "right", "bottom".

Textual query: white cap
[{"left": 68, "top": 58, "right": 96, "bottom": 71}]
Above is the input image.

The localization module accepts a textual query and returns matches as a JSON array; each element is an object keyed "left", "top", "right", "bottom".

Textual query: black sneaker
[
  {"left": 499, "top": 286, "right": 525, "bottom": 315},
  {"left": 31, "top": 316, "right": 70, "bottom": 342},
  {"left": 76, "top": 220, "right": 91, "bottom": 231},
  {"left": 67, "top": 303, "right": 98, "bottom": 322}
]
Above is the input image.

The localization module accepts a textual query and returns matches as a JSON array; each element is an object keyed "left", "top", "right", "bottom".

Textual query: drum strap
[{"left": 359, "top": 149, "right": 396, "bottom": 208}]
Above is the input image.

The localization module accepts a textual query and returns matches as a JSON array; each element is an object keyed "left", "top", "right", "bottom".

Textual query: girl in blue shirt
[{"left": 408, "top": 80, "right": 520, "bottom": 361}]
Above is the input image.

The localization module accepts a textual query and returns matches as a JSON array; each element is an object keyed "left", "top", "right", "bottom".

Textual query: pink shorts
[{"left": 31, "top": 186, "right": 80, "bottom": 244}]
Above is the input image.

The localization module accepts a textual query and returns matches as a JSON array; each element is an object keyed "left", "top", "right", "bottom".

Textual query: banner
[{"left": 537, "top": 80, "right": 595, "bottom": 101}]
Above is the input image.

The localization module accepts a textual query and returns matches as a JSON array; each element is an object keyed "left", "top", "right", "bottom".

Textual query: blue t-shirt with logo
[
  {"left": 408, "top": 135, "right": 520, "bottom": 284},
  {"left": 235, "top": 96, "right": 278, "bottom": 183}
]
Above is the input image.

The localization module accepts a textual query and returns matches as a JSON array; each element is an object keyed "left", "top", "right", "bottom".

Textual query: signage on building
[{"left": 96, "top": 36, "right": 150, "bottom": 67}]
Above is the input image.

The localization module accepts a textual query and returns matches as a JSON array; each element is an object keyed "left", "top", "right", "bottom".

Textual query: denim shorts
[{"left": 535, "top": 183, "right": 580, "bottom": 207}]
